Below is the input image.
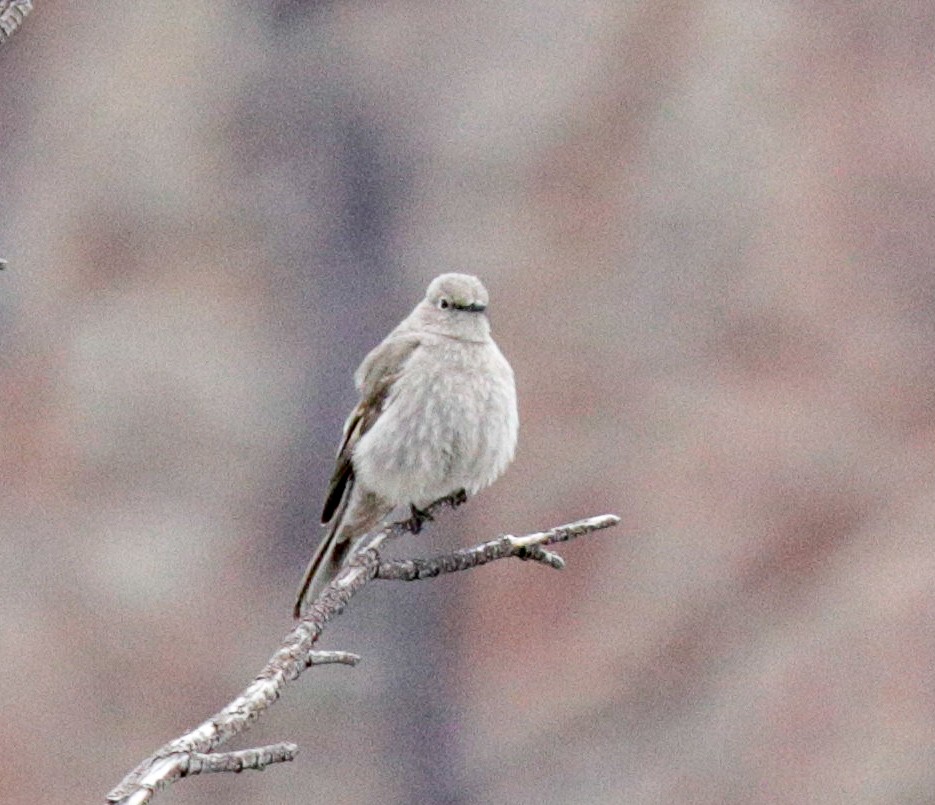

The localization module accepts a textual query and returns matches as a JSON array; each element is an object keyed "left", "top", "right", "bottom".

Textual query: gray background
[{"left": 2, "top": 2, "right": 935, "bottom": 803}]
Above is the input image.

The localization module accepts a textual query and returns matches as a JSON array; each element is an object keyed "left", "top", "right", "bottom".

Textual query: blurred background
[{"left": 2, "top": 2, "right": 935, "bottom": 802}]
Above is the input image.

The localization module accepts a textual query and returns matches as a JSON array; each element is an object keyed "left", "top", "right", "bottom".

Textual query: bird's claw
[
  {"left": 404, "top": 491, "right": 467, "bottom": 533},
  {"left": 406, "top": 503, "right": 434, "bottom": 534}
]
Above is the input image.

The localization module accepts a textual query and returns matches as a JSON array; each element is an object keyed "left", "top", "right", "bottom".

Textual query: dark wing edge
[
  {"left": 320, "top": 410, "right": 359, "bottom": 524},
  {"left": 319, "top": 334, "right": 421, "bottom": 525}
]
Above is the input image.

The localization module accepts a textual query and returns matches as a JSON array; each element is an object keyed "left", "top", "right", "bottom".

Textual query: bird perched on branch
[{"left": 294, "top": 273, "right": 518, "bottom": 618}]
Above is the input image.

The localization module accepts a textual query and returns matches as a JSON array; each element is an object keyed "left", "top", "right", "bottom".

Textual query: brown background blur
[{"left": 2, "top": 2, "right": 935, "bottom": 803}]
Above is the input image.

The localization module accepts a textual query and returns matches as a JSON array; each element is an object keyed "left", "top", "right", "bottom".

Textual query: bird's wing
[{"left": 320, "top": 333, "right": 421, "bottom": 524}]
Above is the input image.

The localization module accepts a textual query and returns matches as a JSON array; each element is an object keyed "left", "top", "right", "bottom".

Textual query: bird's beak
[{"left": 456, "top": 302, "right": 487, "bottom": 313}]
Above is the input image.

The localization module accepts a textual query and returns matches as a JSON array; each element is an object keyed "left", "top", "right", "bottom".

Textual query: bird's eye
[{"left": 439, "top": 298, "right": 450, "bottom": 309}]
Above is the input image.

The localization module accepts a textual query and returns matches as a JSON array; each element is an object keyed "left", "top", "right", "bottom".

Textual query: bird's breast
[{"left": 352, "top": 339, "right": 518, "bottom": 506}]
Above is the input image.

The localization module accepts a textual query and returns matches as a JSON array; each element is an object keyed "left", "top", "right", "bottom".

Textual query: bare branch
[
  {"left": 107, "top": 508, "right": 620, "bottom": 804},
  {"left": 375, "top": 514, "right": 619, "bottom": 581},
  {"left": 186, "top": 744, "right": 300, "bottom": 774},
  {"left": 307, "top": 649, "right": 361, "bottom": 666},
  {"left": 0, "top": 0, "right": 33, "bottom": 44},
  {"left": 118, "top": 744, "right": 300, "bottom": 805}
]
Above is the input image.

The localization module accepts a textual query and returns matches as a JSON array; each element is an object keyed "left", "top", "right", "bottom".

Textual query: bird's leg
[
  {"left": 404, "top": 490, "right": 468, "bottom": 533},
  {"left": 447, "top": 488, "right": 468, "bottom": 508},
  {"left": 426, "top": 489, "right": 468, "bottom": 513},
  {"left": 405, "top": 503, "right": 434, "bottom": 534}
]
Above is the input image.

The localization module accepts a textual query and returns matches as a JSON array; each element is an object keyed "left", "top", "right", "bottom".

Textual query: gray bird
[{"left": 294, "top": 273, "right": 519, "bottom": 618}]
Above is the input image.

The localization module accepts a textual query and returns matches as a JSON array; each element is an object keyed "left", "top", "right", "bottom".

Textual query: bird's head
[{"left": 418, "top": 273, "right": 492, "bottom": 341}]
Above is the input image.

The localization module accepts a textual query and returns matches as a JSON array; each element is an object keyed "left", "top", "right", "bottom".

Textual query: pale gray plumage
[{"left": 294, "top": 273, "right": 518, "bottom": 617}]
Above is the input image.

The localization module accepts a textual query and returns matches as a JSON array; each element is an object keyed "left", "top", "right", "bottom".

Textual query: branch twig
[
  {"left": 106, "top": 506, "right": 620, "bottom": 804},
  {"left": 0, "top": 0, "right": 33, "bottom": 44}
]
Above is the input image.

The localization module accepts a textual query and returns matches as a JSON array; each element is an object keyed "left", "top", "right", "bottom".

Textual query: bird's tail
[
  {"left": 293, "top": 491, "right": 353, "bottom": 619},
  {"left": 294, "top": 484, "right": 393, "bottom": 618}
]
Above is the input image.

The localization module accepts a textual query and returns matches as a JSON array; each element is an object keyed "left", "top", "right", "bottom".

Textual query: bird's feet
[
  {"left": 447, "top": 489, "right": 468, "bottom": 508},
  {"left": 404, "top": 491, "right": 468, "bottom": 533},
  {"left": 405, "top": 503, "right": 434, "bottom": 534}
]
